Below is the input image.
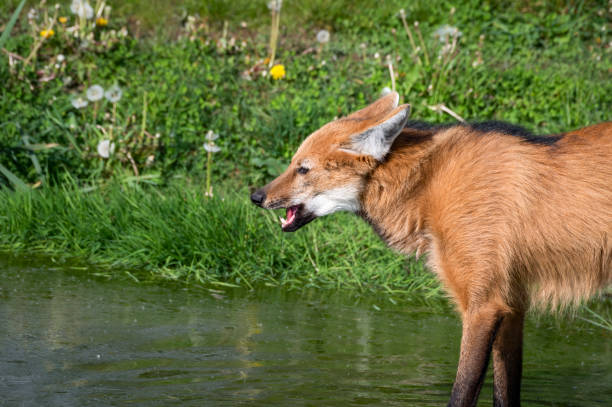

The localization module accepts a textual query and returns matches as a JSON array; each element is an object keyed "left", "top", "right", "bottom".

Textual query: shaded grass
[{"left": 0, "top": 181, "right": 442, "bottom": 300}]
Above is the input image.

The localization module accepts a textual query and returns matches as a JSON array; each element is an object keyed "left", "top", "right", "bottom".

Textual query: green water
[{"left": 0, "top": 256, "right": 610, "bottom": 406}]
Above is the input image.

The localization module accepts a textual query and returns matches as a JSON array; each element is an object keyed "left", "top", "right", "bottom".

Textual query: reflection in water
[{"left": 0, "top": 255, "right": 610, "bottom": 406}]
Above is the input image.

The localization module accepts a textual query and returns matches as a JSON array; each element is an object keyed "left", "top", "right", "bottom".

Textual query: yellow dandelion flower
[
  {"left": 40, "top": 29, "right": 55, "bottom": 39},
  {"left": 96, "top": 17, "right": 108, "bottom": 27},
  {"left": 59, "top": 16, "right": 68, "bottom": 24},
  {"left": 270, "top": 64, "right": 286, "bottom": 80}
]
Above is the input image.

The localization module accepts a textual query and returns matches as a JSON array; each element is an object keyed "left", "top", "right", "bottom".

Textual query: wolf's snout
[{"left": 250, "top": 189, "right": 266, "bottom": 207}]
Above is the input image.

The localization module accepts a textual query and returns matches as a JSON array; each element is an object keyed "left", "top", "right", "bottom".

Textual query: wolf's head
[{"left": 250, "top": 92, "right": 410, "bottom": 232}]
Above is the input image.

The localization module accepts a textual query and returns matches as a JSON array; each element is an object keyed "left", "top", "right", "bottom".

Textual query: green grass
[
  {"left": 0, "top": 1, "right": 610, "bottom": 316},
  {"left": 0, "top": 0, "right": 610, "bottom": 188},
  {"left": 0, "top": 181, "right": 442, "bottom": 299}
]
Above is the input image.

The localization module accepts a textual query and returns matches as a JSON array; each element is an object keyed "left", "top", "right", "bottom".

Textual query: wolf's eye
[{"left": 297, "top": 166, "right": 309, "bottom": 175}]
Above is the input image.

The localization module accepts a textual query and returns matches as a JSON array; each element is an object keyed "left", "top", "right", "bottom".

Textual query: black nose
[{"left": 250, "top": 189, "right": 266, "bottom": 206}]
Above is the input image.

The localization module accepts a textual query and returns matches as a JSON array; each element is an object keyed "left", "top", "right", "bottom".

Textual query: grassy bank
[
  {"left": 0, "top": 1, "right": 610, "bottom": 306},
  {"left": 0, "top": 182, "right": 442, "bottom": 299}
]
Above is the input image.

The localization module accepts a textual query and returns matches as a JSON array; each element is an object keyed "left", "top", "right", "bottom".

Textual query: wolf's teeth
[{"left": 279, "top": 216, "right": 286, "bottom": 225}]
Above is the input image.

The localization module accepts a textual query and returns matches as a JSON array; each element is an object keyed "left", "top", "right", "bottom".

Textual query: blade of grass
[
  {"left": 579, "top": 307, "right": 612, "bottom": 331},
  {"left": 0, "top": 0, "right": 26, "bottom": 52},
  {"left": 0, "top": 162, "right": 28, "bottom": 190}
]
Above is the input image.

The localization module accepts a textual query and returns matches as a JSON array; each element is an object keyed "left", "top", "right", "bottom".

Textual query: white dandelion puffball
[
  {"left": 205, "top": 130, "right": 219, "bottom": 141},
  {"left": 97, "top": 139, "right": 115, "bottom": 158},
  {"left": 57, "top": 54, "right": 65, "bottom": 63},
  {"left": 86, "top": 85, "right": 104, "bottom": 102},
  {"left": 71, "top": 96, "right": 88, "bottom": 109},
  {"left": 104, "top": 85, "right": 123, "bottom": 103},
  {"left": 316, "top": 29, "right": 330, "bottom": 44},
  {"left": 267, "top": 0, "right": 282, "bottom": 12},
  {"left": 204, "top": 142, "right": 221, "bottom": 153},
  {"left": 71, "top": 0, "right": 94, "bottom": 19},
  {"left": 380, "top": 87, "right": 392, "bottom": 97},
  {"left": 433, "top": 25, "right": 462, "bottom": 43},
  {"left": 27, "top": 8, "right": 38, "bottom": 20}
]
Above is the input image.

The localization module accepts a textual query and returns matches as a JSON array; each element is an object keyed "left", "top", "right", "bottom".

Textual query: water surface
[{"left": 1, "top": 256, "right": 610, "bottom": 406}]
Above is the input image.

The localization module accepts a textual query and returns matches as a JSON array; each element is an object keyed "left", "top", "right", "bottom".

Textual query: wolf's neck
[{"left": 358, "top": 132, "right": 435, "bottom": 255}]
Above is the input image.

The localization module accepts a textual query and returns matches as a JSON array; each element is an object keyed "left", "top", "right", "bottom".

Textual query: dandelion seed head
[
  {"left": 97, "top": 139, "right": 115, "bottom": 158},
  {"left": 104, "top": 85, "right": 122, "bottom": 103},
  {"left": 380, "top": 87, "right": 392, "bottom": 97},
  {"left": 71, "top": 96, "right": 88, "bottom": 109},
  {"left": 316, "top": 30, "right": 330, "bottom": 44},
  {"left": 267, "top": 0, "right": 282, "bottom": 12},
  {"left": 57, "top": 54, "right": 65, "bottom": 62},
  {"left": 71, "top": 0, "right": 94, "bottom": 19},
  {"left": 206, "top": 130, "right": 219, "bottom": 141},
  {"left": 86, "top": 85, "right": 104, "bottom": 102},
  {"left": 204, "top": 142, "right": 221, "bottom": 153},
  {"left": 433, "top": 24, "right": 462, "bottom": 43},
  {"left": 27, "top": 8, "right": 38, "bottom": 20}
]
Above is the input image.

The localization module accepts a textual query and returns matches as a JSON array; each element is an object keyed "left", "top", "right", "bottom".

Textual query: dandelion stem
[
  {"left": 388, "top": 60, "right": 396, "bottom": 92},
  {"left": 431, "top": 36, "right": 458, "bottom": 101},
  {"left": 126, "top": 151, "right": 139, "bottom": 176},
  {"left": 427, "top": 103, "right": 465, "bottom": 122},
  {"left": 268, "top": 4, "right": 281, "bottom": 67},
  {"left": 414, "top": 22, "right": 430, "bottom": 66},
  {"left": 206, "top": 150, "right": 212, "bottom": 197},
  {"left": 399, "top": 11, "right": 422, "bottom": 66},
  {"left": 93, "top": 101, "right": 98, "bottom": 122},
  {"left": 140, "top": 92, "right": 147, "bottom": 144},
  {"left": 109, "top": 102, "right": 117, "bottom": 140},
  {"left": 22, "top": 7, "right": 58, "bottom": 71}
]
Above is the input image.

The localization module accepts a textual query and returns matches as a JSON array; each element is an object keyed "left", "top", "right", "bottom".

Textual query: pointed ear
[
  {"left": 345, "top": 91, "right": 400, "bottom": 121},
  {"left": 340, "top": 104, "right": 411, "bottom": 161}
]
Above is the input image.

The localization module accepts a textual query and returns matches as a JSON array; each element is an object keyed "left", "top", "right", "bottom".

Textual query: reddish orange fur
[
  {"left": 252, "top": 93, "right": 612, "bottom": 406},
  {"left": 362, "top": 122, "right": 612, "bottom": 313}
]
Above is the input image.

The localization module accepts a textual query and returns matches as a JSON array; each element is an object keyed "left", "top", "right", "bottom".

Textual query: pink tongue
[{"left": 286, "top": 206, "right": 297, "bottom": 224}]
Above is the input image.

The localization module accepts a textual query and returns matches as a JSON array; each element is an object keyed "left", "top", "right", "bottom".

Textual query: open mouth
[{"left": 278, "top": 204, "right": 316, "bottom": 232}]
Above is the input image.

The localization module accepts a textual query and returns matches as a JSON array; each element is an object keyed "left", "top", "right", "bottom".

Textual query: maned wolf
[{"left": 250, "top": 92, "right": 612, "bottom": 407}]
